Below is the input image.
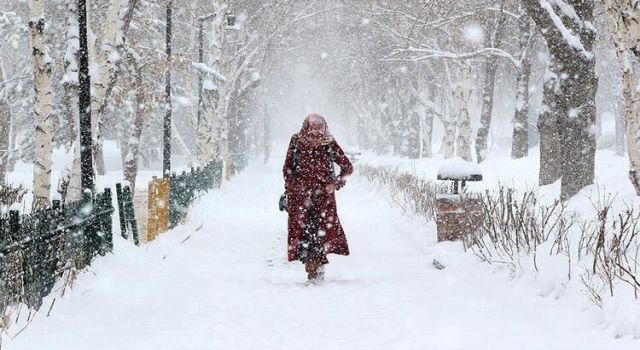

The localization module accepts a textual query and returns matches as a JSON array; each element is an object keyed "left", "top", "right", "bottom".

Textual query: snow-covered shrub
[
  {"left": 361, "top": 165, "right": 640, "bottom": 320},
  {"left": 357, "top": 164, "right": 448, "bottom": 221},
  {"left": 472, "top": 186, "right": 639, "bottom": 308}
]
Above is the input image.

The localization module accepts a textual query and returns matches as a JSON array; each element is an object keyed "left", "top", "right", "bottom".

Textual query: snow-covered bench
[
  {"left": 435, "top": 158, "right": 483, "bottom": 242},
  {"left": 436, "top": 157, "right": 482, "bottom": 194}
]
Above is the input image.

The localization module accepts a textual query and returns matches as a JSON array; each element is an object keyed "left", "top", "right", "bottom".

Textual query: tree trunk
[
  {"left": 263, "top": 106, "right": 271, "bottom": 164},
  {"left": 524, "top": 0, "right": 598, "bottom": 200},
  {"left": 63, "top": 0, "right": 82, "bottom": 202},
  {"left": 422, "top": 108, "right": 434, "bottom": 158},
  {"left": 621, "top": 60, "right": 640, "bottom": 195},
  {"left": 537, "top": 69, "right": 562, "bottom": 186},
  {"left": 440, "top": 62, "right": 456, "bottom": 158},
  {"left": 0, "top": 62, "right": 10, "bottom": 185},
  {"left": 213, "top": 12, "right": 231, "bottom": 180},
  {"left": 475, "top": 13, "right": 506, "bottom": 163},
  {"left": 0, "top": 99, "right": 9, "bottom": 185},
  {"left": 163, "top": 0, "right": 173, "bottom": 177},
  {"left": 78, "top": 0, "right": 95, "bottom": 192},
  {"left": 603, "top": 0, "right": 640, "bottom": 194},
  {"left": 29, "top": 0, "right": 54, "bottom": 209},
  {"left": 90, "top": 0, "right": 125, "bottom": 176},
  {"left": 511, "top": 13, "right": 532, "bottom": 159},
  {"left": 455, "top": 62, "right": 472, "bottom": 161},
  {"left": 67, "top": 142, "right": 82, "bottom": 203},
  {"left": 615, "top": 106, "right": 626, "bottom": 156},
  {"left": 197, "top": 84, "right": 218, "bottom": 164},
  {"left": 123, "top": 61, "right": 145, "bottom": 190}
]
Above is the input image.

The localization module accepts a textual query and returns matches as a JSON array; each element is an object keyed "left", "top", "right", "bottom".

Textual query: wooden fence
[
  {"left": 0, "top": 189, "right": 114, "bottom": 311},
  {"left": 0, "top": 160, "right": 224, "bottom": 312}
]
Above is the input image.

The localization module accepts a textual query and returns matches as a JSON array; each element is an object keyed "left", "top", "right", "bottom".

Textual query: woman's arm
[
  {"left": 330, "top": 140, "right": 353, "bottom": 190},
  {"left": 283, "top": 135, "right": 297, "bottom": 190}
]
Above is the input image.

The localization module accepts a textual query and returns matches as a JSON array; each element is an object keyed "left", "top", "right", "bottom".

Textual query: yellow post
[{"left": 147, "top": 177, "right": 170, "bottom": 241}]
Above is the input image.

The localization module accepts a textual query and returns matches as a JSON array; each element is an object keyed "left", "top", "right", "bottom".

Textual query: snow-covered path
[{"left": 5, "top": 160, "right": 638, "bottom": 350}]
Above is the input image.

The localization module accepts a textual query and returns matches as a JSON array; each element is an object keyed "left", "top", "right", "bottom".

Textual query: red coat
[{"left": 283, "top": 134, "right": 353, "bottom": 262}]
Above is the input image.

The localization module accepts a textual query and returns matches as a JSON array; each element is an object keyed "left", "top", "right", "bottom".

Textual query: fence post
[
  {"left": 7, "top": 210, "right": 22, "bottom": 305},
  {"left": 51, "top": 199, "right": 64, "bottom": 283},
  {"left": 0, "top": 216, "right": 6, "bottom": 311},
  {"left": 123, "top": 186, "right": 140, "bottom": 246},
  {"left": 100, "top": 188, "right": 113, "bottom": 255},
  {"left": 115, "top": 183, "right": 128, "bottom": 239},
  {"left": 76, "top": 191, "right": 94, "bottom": 269}
]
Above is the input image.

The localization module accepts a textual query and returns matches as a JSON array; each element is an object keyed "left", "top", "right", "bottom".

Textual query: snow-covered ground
[{"left": 3, "top": 152, "right": 638, "bottom": 349}]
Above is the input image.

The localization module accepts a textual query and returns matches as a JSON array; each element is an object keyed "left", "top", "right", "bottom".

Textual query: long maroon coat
[{"left": 283, "top": 134, "right": 353, "bottom": 262}]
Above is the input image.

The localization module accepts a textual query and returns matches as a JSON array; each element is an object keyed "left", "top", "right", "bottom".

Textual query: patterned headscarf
[{"left": 297, "top": 113, "right": 334, "bottom": 149}]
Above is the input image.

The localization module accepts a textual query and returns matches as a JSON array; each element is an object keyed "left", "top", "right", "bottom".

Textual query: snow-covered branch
[{"left": 383, "top": 46, "right": 520, "bottom": 67}]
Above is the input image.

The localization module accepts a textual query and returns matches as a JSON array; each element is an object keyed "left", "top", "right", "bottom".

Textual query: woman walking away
[{"left": 282, "top": 113, "right": 353, "bottom": 286}]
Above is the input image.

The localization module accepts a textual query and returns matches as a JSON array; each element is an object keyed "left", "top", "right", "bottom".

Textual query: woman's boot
[{"left": 305, "top": 260, "right": 319, "bottom": 284}]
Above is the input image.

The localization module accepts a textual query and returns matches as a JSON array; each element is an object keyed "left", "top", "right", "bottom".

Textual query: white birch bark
[
  {"left": 68, "top": 142, "right": 82, "bottom": 203},
  {"left": 454, "top": 62, "right": 472, "bottom": 161},
  {"left": 91, "top": 0, "right": 125, "bottom": 175},
  {"left": 211, "top": 10, "right": 231, "bottom": 178},
  {"left": 197, "top": 82, "right": 218, "bottom": 164},
  {"left": 440, "top": 61, "right": 456, "bottom": 159},
  {"left": 603, "top": 0, "right": 640, "bottom": 195},
  {"left": 0, "top": 61, "right": 10, "bottom": 185},
  {"left": 64, "top": 0, "right": 82, "bottom": 203},
  {"left": 29, "top": 0, "right": 54, "bottom": 209}
]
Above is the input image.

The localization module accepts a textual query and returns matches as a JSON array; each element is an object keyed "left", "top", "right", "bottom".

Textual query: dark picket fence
[
  {"left": 0, "top": 189, "right": 114, "bottom": 311},
  {"left": 169, "top": 160, "right": 223, "bottom": 229},
  {"left": 0, "top": 161, "right": 223, "bottom": 313}
]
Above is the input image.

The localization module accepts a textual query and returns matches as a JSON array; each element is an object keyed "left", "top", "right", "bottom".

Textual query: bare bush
[
  {"left": 0, "top": 184, "right": 27, "bottom": 209},
  {"left": 468, "top": 186, "right": 575, "bottom": 276},
  {"left": 360, "top": 164, "right": 640, "bottom": 306},
  {"left": 580, "top": 195, "right": 640, "bottom": 303},
  {"left": 357, "top": 164, "right": 448, "bottom": 221}
]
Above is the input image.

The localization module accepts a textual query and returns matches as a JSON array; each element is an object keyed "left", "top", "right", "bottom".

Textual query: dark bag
[{"left": 279, "top": 192, "right": 288, "bottom": 212}]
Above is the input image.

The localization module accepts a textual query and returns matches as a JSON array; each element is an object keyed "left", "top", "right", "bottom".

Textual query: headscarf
[{"left": 296, "top": 113, "right": 334, "bottom": 149}]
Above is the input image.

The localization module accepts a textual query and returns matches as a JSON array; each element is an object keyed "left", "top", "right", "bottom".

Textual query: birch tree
[
  {"left": 455, "top": 61, "right": 473, "bottom": 161},
  {"left": 29, "top": 0, "right": 54, "bottom": 209},
  {"left": 91, "top": 0, "right": 141, "bottom": 175},
  {"left": 0, "top": 61, "right": 9, "bottom": 185},
  {"left": 602, "top": 0, "right": 640, "bottom": 195},
  {"left": 63, "top": 0, "right": 82, "bottom": 202}
]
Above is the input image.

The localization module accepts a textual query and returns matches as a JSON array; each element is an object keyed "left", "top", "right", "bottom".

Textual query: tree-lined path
[{"left": 5, "top": 159, "right": 637, "bottom": 350}]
